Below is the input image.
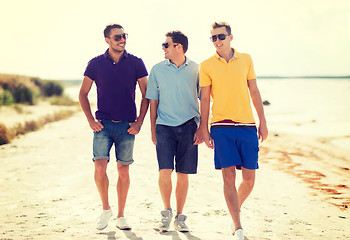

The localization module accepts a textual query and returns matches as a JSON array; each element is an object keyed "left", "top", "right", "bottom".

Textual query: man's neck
[
  {"left": 170, "top": 55, "right": 186, "bottom": 68},
  {"left": 108, "top": 48, "right": 124, "bottom": 63},
  {"left": 217, "top": 48, "right": 234, "bottom": 62}
]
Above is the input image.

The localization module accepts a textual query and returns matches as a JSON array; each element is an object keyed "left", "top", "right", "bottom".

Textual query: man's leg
[
  {"left": 238, "top": 168, "right": 256, "bottom": 209},
  {"left": 222, "top": 166, "right": 242, "bottom": 230},
  {"left": 94, "top": 159, "right": 110, "bottom": 210},
  {"left": 116, "top": 163, "right": 130, "bottom": 218},
  {"left": 158, "top": 169, "right": 173, "bottom": 210},
  {"left": 175, "top": 172, "right": 189, "bottom": 215}
]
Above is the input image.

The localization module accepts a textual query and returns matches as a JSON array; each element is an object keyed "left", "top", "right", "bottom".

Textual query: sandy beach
[{"left": 1, "top": 103, "right": 349, "bottom": 239}]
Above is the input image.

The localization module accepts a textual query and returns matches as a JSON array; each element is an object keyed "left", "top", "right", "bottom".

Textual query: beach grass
[
  {"left": 0, "top": 108, "right": 78, "bottom": 145},
  {"left": 0, "top": 73, "right": 79, "bottom": 145},
  {"left": 0, "top": 73, "right": 65, "bottom": 106}
]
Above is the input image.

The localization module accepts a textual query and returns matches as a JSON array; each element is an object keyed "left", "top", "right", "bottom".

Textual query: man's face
[
  {"left": 162, "top": 37, "right": 179, "bottom": 60},
  {"left": 210, "top": 27, "right": 232, "bottom": 53},
  {"left": 107, "top": 28, "right": 126, "bottom": 52}
]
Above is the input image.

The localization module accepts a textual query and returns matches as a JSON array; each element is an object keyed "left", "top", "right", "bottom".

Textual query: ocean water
[
  {"left": 65, "top": 78, "right": 350, "bottom": 150},
  {"left": 257, "top": 78, "right": 350, "bottom": 150}
]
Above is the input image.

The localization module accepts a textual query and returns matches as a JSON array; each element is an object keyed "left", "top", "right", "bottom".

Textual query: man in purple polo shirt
[{"left": 79, "top": 23, "right": 149, "bottom": 231}]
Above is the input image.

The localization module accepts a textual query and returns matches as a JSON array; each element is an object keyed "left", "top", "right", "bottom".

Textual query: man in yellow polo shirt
[{"left": 194, "top": 22, "right": 268, "bottom": 240}]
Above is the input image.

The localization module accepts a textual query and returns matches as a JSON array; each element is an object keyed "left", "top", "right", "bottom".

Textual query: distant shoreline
[
  {"left": 258, "top": 75, "right": 350, "bottom": 79},
  {"left": 58, "top": 76, "right": 350, "bottom": 83}
]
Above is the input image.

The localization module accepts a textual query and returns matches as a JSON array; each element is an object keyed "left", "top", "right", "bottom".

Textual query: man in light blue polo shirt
[{"left": 146, "top": 31, "right": 200, "bottom": 233}]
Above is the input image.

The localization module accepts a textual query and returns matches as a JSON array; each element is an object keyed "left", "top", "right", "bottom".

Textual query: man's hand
[
  {"left": 128, "top": 121, "right": 142, "bottom": 135},
  {"left": 89, "top": 119, "right": 104, "bottom": 132},
  {"left": 258, "top": 122, "right": 268, "bottom": 143},
  {"left": 194, "top": 126, "right": 214, "bottom": 149},
  {"left": 151, "top": 131, "right": 157, "bottom": 146}
]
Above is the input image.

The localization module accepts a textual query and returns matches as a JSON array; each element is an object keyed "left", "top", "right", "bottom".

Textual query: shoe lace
[
  {"left": 161, "top": 216, "right": 170, "bottom": 223},
  {"left": 178, "top": 219, "right": 187, "bottom": 228}
]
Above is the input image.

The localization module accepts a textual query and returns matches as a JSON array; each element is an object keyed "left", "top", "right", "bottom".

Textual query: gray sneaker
[
  {"left": 156, "top": 209, "right": 173, "bottom": 232},
  {"left": 174, "top": 214, "right": 189, "bottom": 232}
]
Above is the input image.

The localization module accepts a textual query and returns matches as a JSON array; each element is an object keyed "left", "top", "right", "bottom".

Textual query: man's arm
[
  {"left": 194, "top": 86, "right": 213, "bottom": 148},
  {"left": 149, "top": 99, "right": 159, "bottom": 145},
  {"left": 248, "top": 79, "right": 268, "bottom": 142},
  {"left": 79, "top": 76, "right": 103, "bottom": 132},
  {"left": 128, "top": 76, "right": 149, "bottom": 135}
]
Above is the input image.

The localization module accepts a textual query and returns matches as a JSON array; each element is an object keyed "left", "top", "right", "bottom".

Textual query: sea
[
  {"left": 64, "top": 77, "right": 350, "bottom": 151},
  {"left": 257, "top": 77, "right": 350, "bottom": 151}
]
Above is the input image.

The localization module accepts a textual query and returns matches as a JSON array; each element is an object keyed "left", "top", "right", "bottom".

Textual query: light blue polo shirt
[{"left": 146, "top": 58, "right": 200, "bottom": 127}]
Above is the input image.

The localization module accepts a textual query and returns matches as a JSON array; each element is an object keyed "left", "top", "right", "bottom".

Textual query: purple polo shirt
[{"left": 84, "top": 49, "right": 148, "bottom": 121}]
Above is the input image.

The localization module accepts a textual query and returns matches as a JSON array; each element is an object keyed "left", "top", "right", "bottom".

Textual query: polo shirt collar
[
  {"left": 215, "top": 48, "right": 238, "bottom": 60},
  {"left": 165, "top": 56, "right": 190, "bottom": 67},
  {"left": 103, "top": 49, "right": 129, "bottom": 62}
]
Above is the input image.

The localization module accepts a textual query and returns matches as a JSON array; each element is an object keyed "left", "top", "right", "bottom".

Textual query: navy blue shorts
[
  {"left": 210, "top": 126, "right": 259, "bottom": 170},
  {"left": 155, "top": 118, "right": 198, "bottom": 174}
]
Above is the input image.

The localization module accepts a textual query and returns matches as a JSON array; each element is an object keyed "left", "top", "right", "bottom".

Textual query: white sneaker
[
  {"left": 174, "top": 214, "right": 189, "bottom": 232},
  {"left": 233, "top": 228, "right": 244, "bottom": 240},
  {"left": 116, "top": 217, "right": 131, "bottom": 230},
  {"left": 96, "top": 209, "right": 113, "bottom": 230},
  {"left": 156, "top": 209, "right": 173, "bottom": 232}
]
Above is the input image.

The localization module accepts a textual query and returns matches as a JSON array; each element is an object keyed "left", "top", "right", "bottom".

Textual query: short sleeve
[
  {"left": 145, "top": 67, "right": 159, "bottom": 100},
  {"left": 247, "top": 54, "right": 256, "bottom": 80},
  {"left": 84, "top": 59, "right": 96, "bottom": 81},
  {"left": 135, "top": 58, "right": 148, "bottom": 79},
  {"left": 199, "top": 62, "right": 212, "bottom": 87}
]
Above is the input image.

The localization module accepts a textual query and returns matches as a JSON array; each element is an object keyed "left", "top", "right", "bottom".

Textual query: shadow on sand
[
  {"left": 156, "top": 229, "right": 201, "bottom": 240},
  {"left": 98, "top": 229, "right": 251, "bottom": 240},
  {"left": 98, "top": 230, "right": 143, "bottom": 240},
  {"left": 98, "top": 231, "right": 117, "bottom": 240}
]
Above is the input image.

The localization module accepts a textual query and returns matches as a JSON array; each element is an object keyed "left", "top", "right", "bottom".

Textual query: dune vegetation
[{"left": 0, "top": 73, "right": 79, "bottom": 145}]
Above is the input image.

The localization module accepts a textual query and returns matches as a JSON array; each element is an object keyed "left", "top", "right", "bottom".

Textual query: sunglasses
[
  {"left": 162, "top": 42, "right": 179, "bottom": 48},
  {"left": 113, "top": 33, "right": 128, "bottom": 41},
  {"left": 210, "top": 34, "right": 229, "bottom": 42}
]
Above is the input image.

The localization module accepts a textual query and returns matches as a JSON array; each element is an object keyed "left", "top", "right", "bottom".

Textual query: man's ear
[{"left": 178, "top": 44, "right": 184, "bottom": 53}]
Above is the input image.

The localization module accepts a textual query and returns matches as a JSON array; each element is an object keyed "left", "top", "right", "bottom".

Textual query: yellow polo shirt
[{"left": 199, "top": 49, "right": 256, "bottom": 124}]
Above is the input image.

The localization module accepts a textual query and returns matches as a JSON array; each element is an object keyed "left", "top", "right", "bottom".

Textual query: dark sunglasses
[
  {"left": 162, "top": 42, "right": 179, "bottom": 48},
  {"left": 113, "top": 33, "right": 128, "bottom": 41},
  {"left": 210, "top": 34, "right": 229, "bottom": 42}
]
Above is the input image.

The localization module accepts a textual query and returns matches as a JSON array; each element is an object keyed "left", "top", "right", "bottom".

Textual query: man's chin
[{"left": 113, "top": 48, "right": 125, "bottom": 53}]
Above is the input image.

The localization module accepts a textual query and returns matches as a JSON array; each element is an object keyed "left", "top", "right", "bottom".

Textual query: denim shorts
[
  {"left": 155, "top": 118, "right": 198, "bottom": 174},
  {"left": 93, "top": 119, "right": 135, "bottom": 165},
  {"left": 210, "top": 126, "right": 259, "bottom": 170}
]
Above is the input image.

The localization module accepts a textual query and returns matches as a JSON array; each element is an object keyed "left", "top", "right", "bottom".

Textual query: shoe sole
[
  {"left": 97, "top": 225, "right": 108, "bottom": 231},
  {"left": 175, "top": 228, "right": 189, "bottom": 232},
  {"left": 154, "top": 227, "right": 170, "bottom": 232},
  {"left": 174, "top": 224, "right": 189, "bottom": 232},
  {"left": 117, "top": 226, "right": 131, "bottom": 230}
]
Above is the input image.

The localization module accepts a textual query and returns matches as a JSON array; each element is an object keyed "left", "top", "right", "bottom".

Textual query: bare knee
[
  {"left": 222, "top": 167, "right": 236, "bottom": 187},
  {"left": 176, "top": 172, "right": 188, "bottom": 183},
  {"left": 117, "top": 164, "right": 129, "bottom": 180},
  {"left": 243, "top": 177, "right": 255, "bottom": 189},
  {"left": 242, "top": 169, "right": 256, "bottom": 188},
  {"left": 95, "top": 159, "right": 108, "bottom": 175},
  {"left": 159, "top": 169, "right": 172, "bottom": 183}
]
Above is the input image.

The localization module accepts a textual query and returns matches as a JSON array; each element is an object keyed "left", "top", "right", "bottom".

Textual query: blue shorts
[
  {"left": 93, "top": 119, "right": 135, "bottom": 165},
  {"left": 156, "top": 118, "right": 198, "bottom": 174},
  {"left": 210, "top": 126, "right": 259, "bottom": 170}
]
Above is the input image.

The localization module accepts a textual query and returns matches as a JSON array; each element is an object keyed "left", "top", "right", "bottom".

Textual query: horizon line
[{"left": 258, "top": 75, "right": 350, "bottom": 79}]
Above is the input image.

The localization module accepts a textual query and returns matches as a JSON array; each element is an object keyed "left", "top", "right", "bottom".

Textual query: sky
[{"left": 1, "top": 0, "right": 350, "bottom": 80}]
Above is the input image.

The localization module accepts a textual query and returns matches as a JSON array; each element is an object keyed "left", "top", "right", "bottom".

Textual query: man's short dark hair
[
  {"left": 211, "top": 22, "right": 231, "bottom": 35},
  {"left": 104, "top": 24, "right": 124, "bottom": 38},
  {"left": 166, "top": 31, "right": 188, "bottom": 54}
]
